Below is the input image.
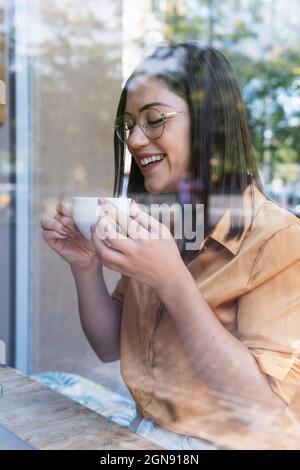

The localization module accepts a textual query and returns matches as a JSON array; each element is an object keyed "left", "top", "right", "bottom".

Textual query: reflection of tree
[
  {"left": 241, "top": 48, "right": 300, "bottom": 182},
  {"left": 34, "top": 0, "right": 122, "bottom": 193},
  {"left": 152, "top": 0, "right": 258, "bottom": 47},
  {"left": 151, "top": 0, "right": 300, "bottom": 184}
]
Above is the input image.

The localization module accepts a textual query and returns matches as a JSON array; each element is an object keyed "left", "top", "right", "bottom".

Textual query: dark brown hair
[{"left": 113, "top": 42, "right": 264, "bottom": 256}]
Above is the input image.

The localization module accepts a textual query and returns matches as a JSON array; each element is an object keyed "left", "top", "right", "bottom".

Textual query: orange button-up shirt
[{"left": 112, "top": 184, "right": 300, "bottom": 439}]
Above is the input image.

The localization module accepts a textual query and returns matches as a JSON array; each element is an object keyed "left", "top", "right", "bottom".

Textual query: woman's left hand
[{"left": 91, "top": 199, "right": 186, "bottom": 292}]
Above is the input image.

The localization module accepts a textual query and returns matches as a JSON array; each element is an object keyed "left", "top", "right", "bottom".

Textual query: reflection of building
[
  {"left": 0, "top": 0, "right": 125, "bottom": 378},
  {"left": 0, "top": 10, "right": 5, "bottom": 123},
  {"left": 0, "top": 339, "right": 6, "bottom": 365}
]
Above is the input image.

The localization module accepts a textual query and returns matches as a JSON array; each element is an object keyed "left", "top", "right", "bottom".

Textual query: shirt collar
[{"left": 207, "top": 184, "right": 266, "bottom": 256}]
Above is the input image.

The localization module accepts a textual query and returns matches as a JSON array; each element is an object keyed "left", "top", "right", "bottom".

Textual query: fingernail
[{"left": 90, "top": 226, "right": 95, "bottom": 233}]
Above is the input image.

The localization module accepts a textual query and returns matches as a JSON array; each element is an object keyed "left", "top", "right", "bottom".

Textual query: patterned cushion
[{"left": 32, "top": 371, "right": 136, "bottom": 428}]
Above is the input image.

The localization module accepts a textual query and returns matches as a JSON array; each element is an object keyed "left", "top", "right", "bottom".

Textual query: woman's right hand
[{"left": 41, "top": 201, "right": 99, "bottom": 271}]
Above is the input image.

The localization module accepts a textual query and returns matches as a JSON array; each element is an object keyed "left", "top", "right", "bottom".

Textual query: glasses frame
[{"left": 114, "top": 107, "right": 184, "bottom": 145}]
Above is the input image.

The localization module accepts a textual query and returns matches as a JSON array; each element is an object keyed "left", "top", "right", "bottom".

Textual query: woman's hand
[
  {"left": 41, "top": 201, "right": 99, "bottom": 271},
  {"left": 90, "top": 199, "right": 186, "bottom": 291}
]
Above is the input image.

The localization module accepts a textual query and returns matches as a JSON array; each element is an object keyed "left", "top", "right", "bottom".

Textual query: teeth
[{"left": 140, "top": 154, "right": 165, "bottom": 167}]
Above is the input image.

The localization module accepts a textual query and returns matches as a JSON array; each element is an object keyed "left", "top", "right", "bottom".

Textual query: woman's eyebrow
[
  {"left": 139, "top": 102, "right": 174, "bottom": 112},
  {"left": 125, "top": 102, "right": 174, "bottom": 115}
]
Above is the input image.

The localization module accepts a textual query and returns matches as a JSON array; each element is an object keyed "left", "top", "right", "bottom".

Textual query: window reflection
[{"left": 2, "top": 0, "right": 300, "bottom": 451}]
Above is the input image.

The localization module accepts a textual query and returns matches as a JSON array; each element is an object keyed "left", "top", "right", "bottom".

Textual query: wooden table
[
  {"left": 0, "top": 367, "right": 162, "bottom": 450},
  {"left": 2, "top": 367, "right": 300, "bottom": 450}
]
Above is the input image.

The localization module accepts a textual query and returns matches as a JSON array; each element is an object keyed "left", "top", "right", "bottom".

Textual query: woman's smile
[{"left": 139, "top": 154, "right": 166, "bottom": 173}]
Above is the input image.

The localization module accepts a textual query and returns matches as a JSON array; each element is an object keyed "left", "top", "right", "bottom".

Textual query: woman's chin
[
  {"left": 145, "top": 181, "right": 163, "bottom": 194},
  {"left": 145, "top": 179, "right": 173, "bottom": 194}
]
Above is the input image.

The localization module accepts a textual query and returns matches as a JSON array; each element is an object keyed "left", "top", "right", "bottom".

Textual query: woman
[{"left": 41, "top": 42, "right": 300, "bottom": 449}]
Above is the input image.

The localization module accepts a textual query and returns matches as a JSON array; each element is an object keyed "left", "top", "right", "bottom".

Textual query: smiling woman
[
  {"left": 41, "top": 41, "right": 300, "bottom": 450},
  {"left": 123, "top": 79, "right": 191, "bottom": 195}
]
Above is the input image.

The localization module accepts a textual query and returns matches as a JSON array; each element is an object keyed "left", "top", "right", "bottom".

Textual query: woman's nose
[{"left": 127, "top": 124, "right": 150, "bottom": 149}]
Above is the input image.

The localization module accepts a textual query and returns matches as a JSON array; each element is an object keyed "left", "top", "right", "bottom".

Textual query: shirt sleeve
[
  {"left": 111, "top": 274, "right": 130, "bottom": 307},
  {"left": 238, "top": 223, "right": 300, "bottom": 405}
]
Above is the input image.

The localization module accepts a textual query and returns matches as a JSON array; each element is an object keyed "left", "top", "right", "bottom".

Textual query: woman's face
[{"left": 125, "top": 76, "right": 192, "bottom": 194}]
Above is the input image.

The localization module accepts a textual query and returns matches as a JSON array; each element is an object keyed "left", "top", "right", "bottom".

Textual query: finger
[
  {"left": 56, "top": 201, "right": 73, "bottom": 217},
  {"left": 42, "top": 229, "right": 68, "bottom": 241},
  {"left": 54, "top": 213, "right": 81, "bottom": 235},
  {"left": 99, "top": 199, "right": 149, "bottom": 240},
  {"left": 90, "top": 226, "right": 127, "bottom": 266},
  {"left": 96, "top": 215, "right": 127, "bottom": 240},
  {"left": 41, "top": 216, "right": 72, "bottom": 236},
  {"left": 129, "top": 200, "right": 166, "bottom": 237},
  {"left": 97, "top": 200, "right": 130, "bottom": 234},
  {"left": 96, "top": 215, "right": 137, "bottom": 251}
]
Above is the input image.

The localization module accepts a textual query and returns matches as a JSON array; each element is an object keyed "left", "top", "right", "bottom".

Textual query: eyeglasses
[{"left": 114, "top": 107, "right": 183, "bottom": 145}]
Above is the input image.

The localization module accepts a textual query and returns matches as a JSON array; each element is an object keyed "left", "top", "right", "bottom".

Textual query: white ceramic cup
[{"left": 72, "top": 197, "right": 132, "bottom": 240}]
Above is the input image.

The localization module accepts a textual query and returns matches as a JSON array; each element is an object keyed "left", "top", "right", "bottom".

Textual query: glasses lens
[
  {"left": 140, "top": 108, "right": 164, "bottom": 140},
  {"left": 115, "top": 114, "right": 134, "bottom": 143},
  {"left": 115, "top": 109, "right": 165, "bottom": 144}
]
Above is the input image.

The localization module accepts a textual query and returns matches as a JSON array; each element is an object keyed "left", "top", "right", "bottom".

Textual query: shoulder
[
  {"left": 248, "top": 198, "right": 300, "bottom": 285},
  {"left": 253, "top": 196, "right": 300, "bottom": 242},
  {"left": 246, "top": 192, "right": 300, "bottom": 252}
]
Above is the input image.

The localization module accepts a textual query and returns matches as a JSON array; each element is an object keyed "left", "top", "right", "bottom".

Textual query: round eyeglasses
[{"left": 114, "top": 108, "right": 183, "bottom": 145}]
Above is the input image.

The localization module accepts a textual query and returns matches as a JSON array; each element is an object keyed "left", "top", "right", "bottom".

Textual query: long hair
[{"left": 113, "top": 42, "right": 264, "bottom": 259}]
